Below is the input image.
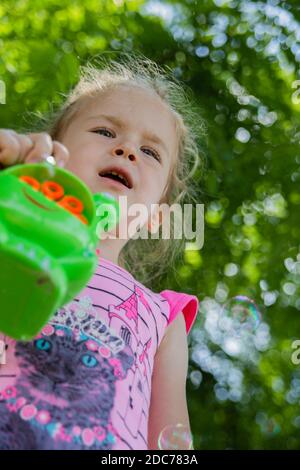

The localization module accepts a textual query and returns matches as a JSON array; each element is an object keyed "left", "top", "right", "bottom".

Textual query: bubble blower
[{"left": 0, "top": 158, "right": 119, "bottom": 341}]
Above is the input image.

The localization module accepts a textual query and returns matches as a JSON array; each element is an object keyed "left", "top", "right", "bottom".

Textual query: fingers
[
  {"left": 0, "top": 129, "right": 33, "bottom": 166},
  {"left": 24, "top": 132, "right": 70, "bottom": 167},
  {"left": 0, "top": 130, "right": 70, "bottom": 169},
  {"left": 24, "top": 132, "right": 55, "bottom": 163},
  {"left": 52, "top": 140, "right": 70, "bottom": 167},
  {"left": 16, "top": 133, "right": 34, "bottom": 161}
]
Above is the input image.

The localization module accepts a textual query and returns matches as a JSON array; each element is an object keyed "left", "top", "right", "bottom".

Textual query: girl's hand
[{"left": 0, "top": 129, "right": 70, "bottom": 168}]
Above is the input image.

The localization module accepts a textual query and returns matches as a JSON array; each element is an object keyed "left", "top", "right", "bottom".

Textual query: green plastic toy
[{"left": 0, "top": 161, "right": 119, "bottom": 341}]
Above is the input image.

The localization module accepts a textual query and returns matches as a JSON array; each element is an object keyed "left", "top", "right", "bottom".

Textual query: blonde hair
[{"left": 30, "top": 52, "right": 208, "bottom": 290}]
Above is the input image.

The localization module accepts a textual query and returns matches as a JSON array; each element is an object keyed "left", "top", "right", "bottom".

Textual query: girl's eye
[
  {"left": 142, "top": 147, "right": 161, "bottom": 162},
  {"left": 91, "top": 129, "right": 160, "bottom": 162},
  {"left": 92, "top": 128, "right": 115, "bottom": 138}
]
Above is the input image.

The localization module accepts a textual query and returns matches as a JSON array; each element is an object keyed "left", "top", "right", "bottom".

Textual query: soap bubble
[
  {"left": 263, "top": 418, "right": 281, "bottom": 436},
  {"left": 256, "top": 413, "right": 281, "bottom": 436},
  {"left": 158, "top": 424, "right": 194, "bottom": 450},
  {"left": 219, "top": 295, "right": 261, "bottom": 334}
]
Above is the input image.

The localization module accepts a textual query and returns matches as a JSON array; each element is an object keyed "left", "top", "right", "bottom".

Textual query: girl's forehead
[
  {"left": 86, "top": 85, "right": 171, "bottom": 117},
  {"left": 79, "top": 86, "right": 178, "bottom": 156}
]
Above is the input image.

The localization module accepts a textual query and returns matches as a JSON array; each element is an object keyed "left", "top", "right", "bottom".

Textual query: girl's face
[{"left": 60, "top": 85, "right": 177, "bottom": 230}]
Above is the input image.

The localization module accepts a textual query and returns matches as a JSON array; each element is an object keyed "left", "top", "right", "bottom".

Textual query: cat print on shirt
[
  {"left": 0, "top": 256, "right": 196, "bottom": 450},
  {"left": 0, "top": 318, "right": 134, "bottom": 449}
]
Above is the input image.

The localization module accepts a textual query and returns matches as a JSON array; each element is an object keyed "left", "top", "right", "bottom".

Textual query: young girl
[{"left": 0, "top": 53, "right": 206, "bottom": 450}]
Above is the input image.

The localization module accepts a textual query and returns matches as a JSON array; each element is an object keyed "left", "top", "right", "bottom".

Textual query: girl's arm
[{"left": 147, "top": 311, "right": 194, "bottom": 450}]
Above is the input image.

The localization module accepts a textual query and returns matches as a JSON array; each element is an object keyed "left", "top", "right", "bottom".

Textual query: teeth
[{"left": 102, "top": 171, "right": 129, "bottom": 187}]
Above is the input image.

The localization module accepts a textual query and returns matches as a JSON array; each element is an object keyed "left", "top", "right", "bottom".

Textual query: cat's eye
[
  {"left": 81, "top": 353, "right": 98, "bottom": 368},
  {"left": 35, "top": 338, "right": 51, "bottom": 352}
]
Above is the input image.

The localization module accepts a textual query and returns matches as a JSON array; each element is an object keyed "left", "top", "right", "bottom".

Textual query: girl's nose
[{"left": 112, "top": 144, "right": 137, "bottom": 162}]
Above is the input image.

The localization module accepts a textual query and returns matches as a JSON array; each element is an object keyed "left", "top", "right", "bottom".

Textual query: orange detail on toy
[
  {"left": 58, "top": 195, "right": 84, "bottom": 214},
  {"left": 19, "top": 175, "right": 40, "bottom": 191},
  {"left": 74, "top": 213, "right": 88, "bottom": 225},
  {"left": 41, "top": 181, "right": 64, "bottom": 201},
  {"left": 19, "top": 175, "right": 86, "bottom": 222}
]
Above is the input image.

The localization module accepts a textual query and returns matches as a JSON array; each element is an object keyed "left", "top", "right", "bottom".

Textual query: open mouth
[
  {"left": 98, "top": 170, "right": 132, "bottom": 189},
  {"left": 22, "top": 187, "right": 56, "bottom": 211}
]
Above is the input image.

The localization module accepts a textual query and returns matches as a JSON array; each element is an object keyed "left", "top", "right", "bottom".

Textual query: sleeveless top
[{"left": 0, "top": 256, "right": 199, "bottom": 450}]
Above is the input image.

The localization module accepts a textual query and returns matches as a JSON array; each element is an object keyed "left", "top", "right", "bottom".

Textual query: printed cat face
[{"left": 15, "top": 328, "right": 134, "bottom": 413}]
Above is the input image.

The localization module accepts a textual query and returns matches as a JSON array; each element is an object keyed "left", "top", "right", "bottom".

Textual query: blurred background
[{"left": 1, "top": 0, "right": 300, "bottom": 450}]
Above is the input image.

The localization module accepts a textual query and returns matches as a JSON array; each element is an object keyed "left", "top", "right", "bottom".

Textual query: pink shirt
[{"left": 0, "top": 256, "right": 199, "bottom": 450}]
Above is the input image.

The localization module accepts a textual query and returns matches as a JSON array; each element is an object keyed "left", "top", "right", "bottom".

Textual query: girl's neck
[{"left": 96, "top": 238, "right": 124, "bottom": 267}]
